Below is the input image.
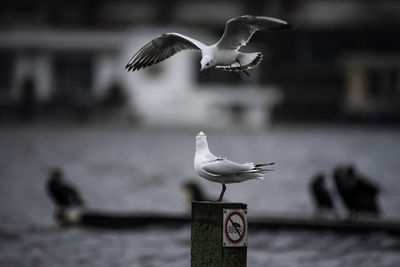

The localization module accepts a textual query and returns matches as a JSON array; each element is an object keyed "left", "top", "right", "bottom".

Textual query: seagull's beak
[{"left": 200, "top": 68, "right": 203, "bottom": 72}]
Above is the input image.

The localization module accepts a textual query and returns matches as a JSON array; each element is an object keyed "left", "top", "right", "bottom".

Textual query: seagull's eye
[{"left": 206, "top": 63, "right": 210, "bottom": 66}]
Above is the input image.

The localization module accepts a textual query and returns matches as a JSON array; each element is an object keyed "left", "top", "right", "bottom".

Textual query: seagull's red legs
[{"left": 214, "top": 184, "right": 226, "bottom": 202}]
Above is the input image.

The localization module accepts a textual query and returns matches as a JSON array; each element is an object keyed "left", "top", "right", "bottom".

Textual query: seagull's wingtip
[
  {"left": 285, "top": 23, "right": 293, "bottom": 30},
  {"left": 125, "top": 64, "right": 135, "bottom": 71}
]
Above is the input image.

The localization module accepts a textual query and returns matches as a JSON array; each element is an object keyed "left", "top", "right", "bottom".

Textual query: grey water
[{"left": 1, "top": 124, "right": 400, "bottom": 266}]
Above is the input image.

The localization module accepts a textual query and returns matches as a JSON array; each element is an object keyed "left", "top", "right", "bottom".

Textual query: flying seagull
[
  {"left": 125, "top": 15, "right": 291, "bottom": 76},
  {"left": 194, "top": 131, "right": 274, "bottom": 202}
]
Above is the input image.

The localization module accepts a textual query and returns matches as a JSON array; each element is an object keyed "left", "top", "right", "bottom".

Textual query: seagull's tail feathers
[
  {"left": 255, "top": 162, "right": 275, "bottom": 168},
  {"left": 254, "top": 162, "right": 276, "bottom": 173},
  {"left": 241, "top": 162, "right": 275, "bottom": 181},
  {"left": 238, "top": 52, "right": 263, "bottom": 70},
  {"left": 244, "top": 173, "right": 265, "bottom": 180}
]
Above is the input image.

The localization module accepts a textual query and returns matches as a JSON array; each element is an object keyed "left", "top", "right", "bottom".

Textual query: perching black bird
[
  {"left": 46, "top": 168, "right": 84, "bottom": 210},
  {"left": 347, "top": 165, "right": 380, "bottom": 216},
  {"left": 181, "top": 181, "right": 207, "bottom": 204},
  {"left": 309, "top": 173, "right": 336, "bottom": 216},
  {"left": 333, "top": 165, "right": 380, "bottom": 218},
  {"left": 333, "top": 165, "right": 358, "bottom": 217}
]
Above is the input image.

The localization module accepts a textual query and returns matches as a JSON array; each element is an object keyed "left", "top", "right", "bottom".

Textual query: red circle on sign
[{"left": 224, "top": 211, "right": 246, "bottom": 244}]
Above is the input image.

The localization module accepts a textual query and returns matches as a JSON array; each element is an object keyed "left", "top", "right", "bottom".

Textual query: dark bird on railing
[
  {"left": 309, "top": 172, "right": 337, "bottom": 217},
  {"left": 182, "top": 181, "right": 207, "bottom": 204},
  {"left": 333, "top": 165, "right": 380, "bottom": 218},
  {"left": 46, "top": 168, "right": 84, "bottom": 210},
  {"left": 347, "top": 165, "right": 380, "bottom": 216}
]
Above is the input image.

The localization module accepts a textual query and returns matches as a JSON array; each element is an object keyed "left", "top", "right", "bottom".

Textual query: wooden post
[{"left": 191, "top": 201, "right": 247, "bottom": 267}]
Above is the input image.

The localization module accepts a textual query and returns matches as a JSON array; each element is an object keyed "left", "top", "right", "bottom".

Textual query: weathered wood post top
[{"left": 191, "top": 201, "right": 248, "bottom": 267}]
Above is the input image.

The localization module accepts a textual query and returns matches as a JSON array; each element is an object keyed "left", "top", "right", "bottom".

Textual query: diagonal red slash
[{"left": 228, "top": 216, "right": 244, "bottom": 240}]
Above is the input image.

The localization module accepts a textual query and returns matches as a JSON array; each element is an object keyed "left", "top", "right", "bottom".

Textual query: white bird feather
[
  {"left": 194, "top": 131, "right": 274, "bottom": 185},
  {"left": 126, "top": 15, "right": 291, "bottom": 74}
]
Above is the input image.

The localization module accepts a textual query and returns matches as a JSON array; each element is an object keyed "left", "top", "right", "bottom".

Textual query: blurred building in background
[{"left": 0, "top": 0, "right": 399, "bottom": 126}]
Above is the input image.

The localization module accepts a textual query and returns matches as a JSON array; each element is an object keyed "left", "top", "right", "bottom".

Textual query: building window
[
  {"left": 0, "top": 51, "right": 14, "bottom": 92},
  {"left": 366, "top": 67, "right": 399, "bottom": 102},
  {"left": 52, "top": 53, "right": 93, "bottom": 103}
]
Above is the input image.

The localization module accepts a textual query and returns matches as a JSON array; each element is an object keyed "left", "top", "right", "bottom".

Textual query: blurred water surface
[{"left": 0, "top": 124, "right": 399, "bottom": 266}]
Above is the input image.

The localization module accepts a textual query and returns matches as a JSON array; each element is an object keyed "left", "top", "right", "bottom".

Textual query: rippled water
[
  {"left": 1, "top": 124, "right": 400, "bottom": 266},
  {"left": 1, "top": 226, "right": 400, "bottom": 267}
]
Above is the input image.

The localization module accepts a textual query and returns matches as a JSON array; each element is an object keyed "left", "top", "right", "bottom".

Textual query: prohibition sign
[{"left": 223, "top": 209, "right": 247, "bottom": 247}]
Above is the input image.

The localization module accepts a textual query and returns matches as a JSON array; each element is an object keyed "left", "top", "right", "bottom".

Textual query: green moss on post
[{"left": 191, "top": 201, "right": 247, "bottom": 267}]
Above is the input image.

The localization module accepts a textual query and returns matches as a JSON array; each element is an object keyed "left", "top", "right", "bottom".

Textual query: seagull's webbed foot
[
  {"left": 228, "top": 64, "right": 242, "bottom": 80},
  {"left": 213, "top": 184, "right": 226, "bottom": 202},
  {"left": 236, "top": 60, "right": 250, "bottom": 77}
]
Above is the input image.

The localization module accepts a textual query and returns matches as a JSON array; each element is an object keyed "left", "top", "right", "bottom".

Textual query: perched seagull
[
  {"left": 125, "top": 15, "right": 291, "bottom": 76},
  {"left": 194, "top": 131, "right": 274, "bottom": 202}
]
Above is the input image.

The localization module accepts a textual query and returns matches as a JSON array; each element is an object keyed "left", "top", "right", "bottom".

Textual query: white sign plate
[{"left": 223, "top": 209, "right": 247, "bottom": 247}]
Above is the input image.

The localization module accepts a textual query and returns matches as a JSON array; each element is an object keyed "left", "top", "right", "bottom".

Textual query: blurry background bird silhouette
[
  {"left": 46, "top": 167, "right": 84, "bottom": 211},
  {"left": 309, "top": 172, "right": 338, "bottom": 218},
  {"left": 333, "top": 164, "right": 381, "bottom": 218},
  {"left": 46, "top": 167, "right": 85, "bottom": 226},
  {"left": 181, "top": 180, "right": 207, "bottom": 204}
]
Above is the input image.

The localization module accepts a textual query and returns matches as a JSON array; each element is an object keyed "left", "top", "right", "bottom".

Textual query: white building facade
[{"left": 0, "top": 28, "right": 282, "bottom": 129}]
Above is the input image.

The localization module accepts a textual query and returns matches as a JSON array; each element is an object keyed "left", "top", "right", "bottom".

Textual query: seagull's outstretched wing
[
  {"left": 126, "top": 33, "right": 204, "bottom": 72},
  {"left": 217, "top": 15, "right": 291, "bottom": 50}
]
